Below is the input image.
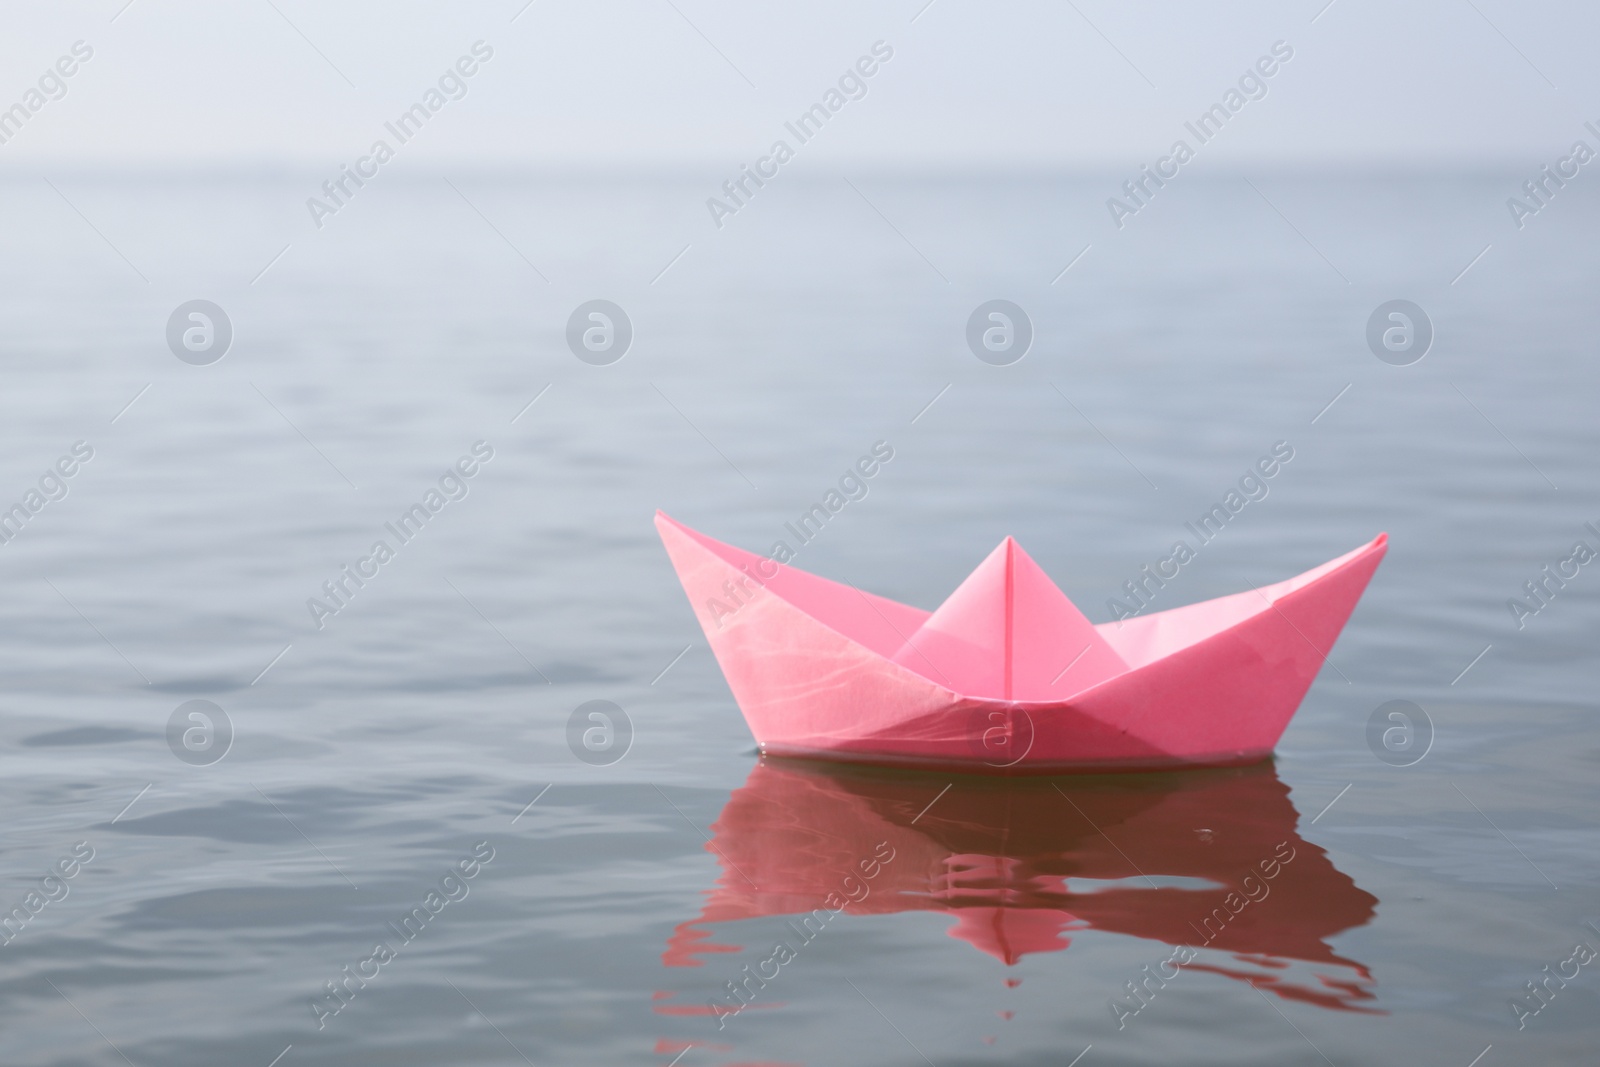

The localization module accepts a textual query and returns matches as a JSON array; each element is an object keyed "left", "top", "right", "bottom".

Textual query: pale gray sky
[{"left": 0, "top": 0, "right": 1592, "bottom": 169}]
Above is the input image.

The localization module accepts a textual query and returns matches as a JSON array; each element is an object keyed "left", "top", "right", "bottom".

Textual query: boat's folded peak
[{"left": 655, "top": 510, "right": 1385, "bottom": 705}]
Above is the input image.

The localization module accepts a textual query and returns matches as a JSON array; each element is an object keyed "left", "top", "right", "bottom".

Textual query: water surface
[{"left": 1, "top": 172, "right": 1597, "bottom": 1064}]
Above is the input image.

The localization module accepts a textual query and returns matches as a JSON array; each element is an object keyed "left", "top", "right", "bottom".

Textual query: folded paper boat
[{"left": 656, "top": 512, "right": 1386, "bottom": 771}]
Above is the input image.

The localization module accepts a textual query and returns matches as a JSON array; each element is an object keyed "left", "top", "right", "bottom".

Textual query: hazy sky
[{"left": 0, "top": 0, "right": 1594, "bottom": 169}]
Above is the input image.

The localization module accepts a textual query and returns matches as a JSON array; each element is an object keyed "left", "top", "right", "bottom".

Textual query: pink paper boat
[{"left": 656, "top": 512, "right": 1386, "bottom": 771}]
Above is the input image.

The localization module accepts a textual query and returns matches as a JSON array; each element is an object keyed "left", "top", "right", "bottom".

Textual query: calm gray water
[{"left": 1, "top": 172, "right": 1597, "bottom": 1065}]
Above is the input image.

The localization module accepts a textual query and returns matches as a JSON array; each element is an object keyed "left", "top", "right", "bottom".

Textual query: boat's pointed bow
[
  {"left": 1070, "top": 533, "right": 1391, "bottom": 764},
  {"left": 1269, "top": 531, "right": 1388, "bottom": 602},
  {"left": 1222, "top": 530, "right": 1389, "bottom": 747}
]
